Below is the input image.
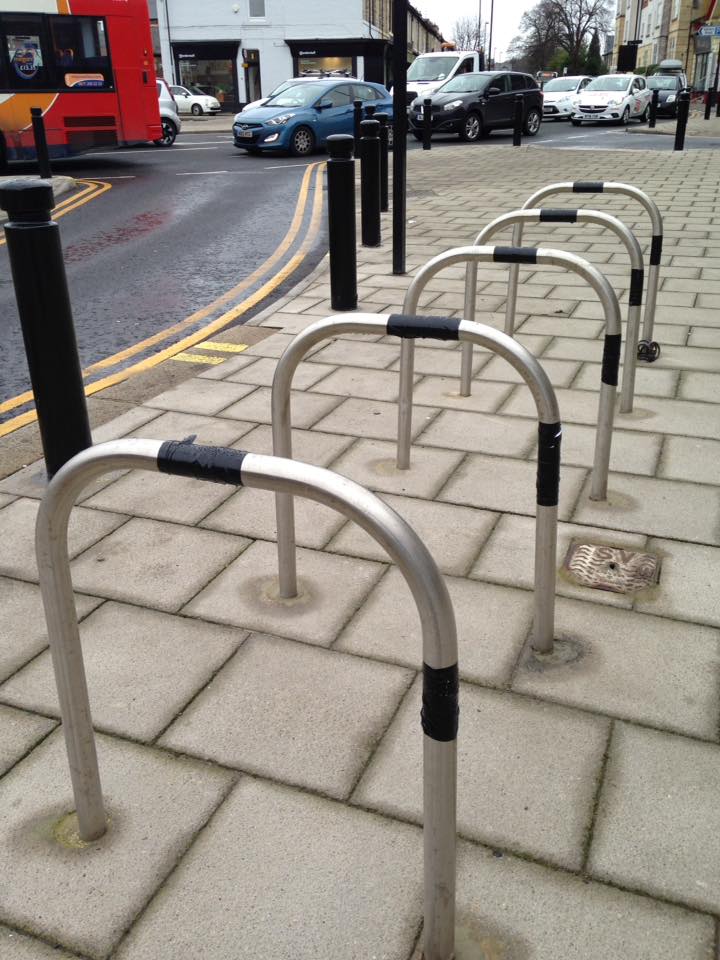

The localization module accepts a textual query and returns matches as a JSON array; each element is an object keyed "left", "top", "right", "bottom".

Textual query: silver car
[{"left": 155, "top": 78, "right": 182, "bottom": 146}]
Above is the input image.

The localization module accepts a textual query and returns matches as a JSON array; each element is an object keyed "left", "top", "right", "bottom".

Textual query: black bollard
[
  {"left": 649, "top": 88, "right": 659, "bottom": 128},
  {"left": 365, "top": 103, "right": 376, "bottom": 119},
  {"left": 716, "top": 89, "right": 720, "bottom": 117},
  {"left": 326, "top": 135, "right": 357, "bottom": 312},
  {"left": 30, "top": 107, "right": 51, "bottom": 180},
  {"left": 353, "top": 99, "right": 363, "bottom": 153},
  {"left": 513, "top": 94, "right": 523, "bottom": 146},
  {"left": 0, "top": 180, "right": 91, "bottom": 476},
  {"left": 376, "top": 112, "right": 390, "bottom": 213},
  {"left": 422, "top": 99, "right": 432, "bottom": 150},
  {"left": 360, "top": 119, "right": 381, "bottom": 247},
  {"left": 674, "top": 90, "right": 690, "bottom": 151}
]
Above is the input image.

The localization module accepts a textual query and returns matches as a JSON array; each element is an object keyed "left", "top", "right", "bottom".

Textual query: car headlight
[
  {"left": 267, "top": 113, "right": 295, "bottom": 126},
  {"left": 607, "top": 99, "right": 621, "bottom": 106},
  {"left": 443, "top": 100, "right": 463, "bottom": 111},
  {"left": 667, "top": 94, "right": 676, "bottom": 103}
]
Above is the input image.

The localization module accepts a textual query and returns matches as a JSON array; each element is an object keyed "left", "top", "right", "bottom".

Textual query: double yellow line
[
  {"left": 0, "top": 162, "right": 325, "bottom": 438},
  {"left": 0, "top": 178, "right": 111, "bottom": 250}
]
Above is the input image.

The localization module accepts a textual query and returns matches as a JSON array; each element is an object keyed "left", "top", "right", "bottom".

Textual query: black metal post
[
  {"left": 326, "top": 135, "right": 357, "bottom": 312},
  {"left": 30, "top": 107, "right": 51, "bottom": 180},
  {"left": 422, "top": 98, "right": 432, "bottom": 149},
  {"left": 649, "top": 88, "right": 659, "bottom": 128},
  {"left": 365, "top": 103, "right": 376, "bottom": 118},
  {"left": 0, "top": 180, "right": 91, "bottom": 476},
  {"left": 392, "top": 0, "right": 408, "bottom": 274},
  {"left": 513, "top": 94, "right": 523, "bottom": 146},
  {"left": 360, "top": 119, "right": 381, "bottom": 248},
  {"left": 376, "top": 111, "right": 390, "bottom": 213},
  {"left": 674, "top": 90, "right": 690, "bottom": 151},
  {"left": 353, "top": 99, "right": 363, "bottom": 153}
]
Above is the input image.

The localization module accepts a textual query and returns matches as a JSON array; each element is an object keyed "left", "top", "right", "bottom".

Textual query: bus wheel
[{"left": 154, "top": 119, "right": 178, "bottom": 147}]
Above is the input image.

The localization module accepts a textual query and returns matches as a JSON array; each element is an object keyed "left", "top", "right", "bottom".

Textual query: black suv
[{"left": 409, "top": 71, "right": 543, "bottom": 142}]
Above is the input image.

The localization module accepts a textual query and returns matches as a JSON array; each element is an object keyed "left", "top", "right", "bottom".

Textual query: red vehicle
[{"left": 0, "top": 0, "right": 161, "bottom": 167}]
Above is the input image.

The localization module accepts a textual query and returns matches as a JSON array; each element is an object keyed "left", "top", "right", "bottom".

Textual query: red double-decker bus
[{"left": 0, "top": 0, "right": 161, "bottom": 167}]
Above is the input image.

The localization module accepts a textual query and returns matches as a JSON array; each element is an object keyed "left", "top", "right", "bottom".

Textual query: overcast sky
[{"left": 416, "top": 0, "right": 538, "bottom": 60}]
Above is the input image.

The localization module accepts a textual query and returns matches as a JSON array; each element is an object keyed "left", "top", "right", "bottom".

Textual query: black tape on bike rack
[
  {"left": 387, "top": 314, "right": 460, "bottom": 340},
  {"left": 601, "top": 333, "right": 622, "bottom": 387},
  {"left": 536, "top": 421, "right": 562, "bottom": 508},
  {"left": 572, "top": 181, "right": 604, "bottom": 193},
  {"left": 492, "top": 246, "right": 538, "bottom": 265},
  {"left": 158, "top": 440, "right": 247, "bottom": 485},
  {"left": 650, "top": 234, "right": 663, "bottom": 266},
  {"left": 629, "top": 268, "right": 645, "bottom": 307},
  {"left": 421, "top": 662, "right": 459, "bottom": 742},
  {"left": 539, "top": 208, "right": 578, "bottom": 223}
]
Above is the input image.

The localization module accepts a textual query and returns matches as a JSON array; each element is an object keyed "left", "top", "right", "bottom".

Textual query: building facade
[{"left": 153, "top": 0, "right": 443, "bottom": 111}]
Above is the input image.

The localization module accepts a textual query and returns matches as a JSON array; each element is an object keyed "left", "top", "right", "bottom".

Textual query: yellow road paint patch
[
  {"left": 171, "top": 352, "right": 225, "bottom": 365},
  {"left": 196, "top": 341, "right": 249, "bottom": 354}
]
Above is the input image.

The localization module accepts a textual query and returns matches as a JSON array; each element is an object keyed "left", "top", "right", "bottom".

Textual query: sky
[{"left": 416, "top": 0, "right": 538, "bottom": 61}]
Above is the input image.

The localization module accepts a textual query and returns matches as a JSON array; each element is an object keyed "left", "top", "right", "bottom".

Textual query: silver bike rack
[
  {"left": 36, "top": 439, "right": 459, "bottom": 960},
  {"left": 271, "top": 312, "right": 562, "bottom": 654},
  {"left": 398, "top": 247, "right": 621, "bottom": 501},
  {"left": 506, "top": 180, "right": 664, "bottom": 362},
  {"left": 465, "top": 208, "right": 643, "bottom": 414}
]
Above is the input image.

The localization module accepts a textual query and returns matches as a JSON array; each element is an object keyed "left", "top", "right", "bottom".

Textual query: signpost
[{"left": 698, "top": 25, "right": 720, "bottom": 36}]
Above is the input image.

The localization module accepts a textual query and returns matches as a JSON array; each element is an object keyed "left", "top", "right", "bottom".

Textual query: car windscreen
[
  {"left": 408, "top": 56, "right": 459, "bottom": 82},
  {"left": 585, "top": 76, "right": 630, "bottom": 92},
  {"left": 266, "top": 83, "right": 326, "bottom": 108},
  {"left": 543, "top": 77, "right": 580, "bottom": 92},
  {"left": 188, "top": 86, "right": 207, "bottom": 96},
  {"left": 647, "top": 76, "right": 678, "bottom": 90},
  {"left": 439, "top": 74, "right": 488, "bottom": 94}
]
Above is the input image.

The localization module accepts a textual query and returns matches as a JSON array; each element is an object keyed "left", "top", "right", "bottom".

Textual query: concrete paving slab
[
  {"left": 417, "top": 409, "right": 537, "bottom": 458},
  {"left": 0, "top": 578, "right": 101, "bottom": 683},
  {"left": 0, "top": 602, "right": 246, "bottom": 742},
  {"left": 514, "top": 598, "right": 720, "bottom": 739},
  {"left": 0, "top": 499, "right": 128, "bottom": 583},
  {"left": 160, "top": 633, "right": 411, "bottom": 798},
  {"left": 338, "top": 568, "right": 532, "bottom": 686},
  {"left": 144, "top": 378, "right": 256, "bottom": 416},
  {"left": 471, "top": 514, "right": 648, "bottom": 609},
  {"left": 226, "top": 356, "right": 336, "bottom": 390},
  {"left": 679, "top": 371, "right": 720, "bottom": 403},
  {"left": 411, "top": 375, "right": 514, "bottom": 414},
  {"left": 0, "top": 704, "right": 55, "bottom": 776},
  {"left": 636, "top": 538, "right": 720, "bottom": 627},
  {"left": 310, "top": 365, "right": 412, "bottom": 402},
  {"left": 439, "top": 453, "right": 587, "bottom": 521},
  {"left": 126, "top": 409, "right": 255, "bottom": 446},
  {"left": 218, "top": 385, "right": 342, "bottom": 428},
  {"left": 197, "top": 352, "right": 257, "bottom": 380},
  {"left": 437, "top": 838, "right": 715, "bottom": 960},
  {"left": 114, "top": 777, "right": 423, "bottom": 960},
  {"left": 70, "top": 517, "right": 248, "bottom": 613},
  {"left": 478, "top": 355, "right": 581, "bottom": 388},
  {"left": 354, "top": 679, "right": 608, "bottom": 869},
  {"left": 328, "top": 439, "right": 464, "bottom": 498},
  {"left": 528, "top": 421, "right": 662, "bottom": 476},
  {"left": 659, "top": 435, "right": 720, "bottom": 486},
  {"left": 688, "top": 327, "right": 720, "bottom": 348},
  {"left": 588, "top": 723, "right": 720, "bottom": 913},
  {"left": 183, "top": 539, "right": 383, "bottom": 646},
  {"left": 327, "top": 492, "right": 497, "bottom": 577},
  {"left": 230, "top": 421, "right": 353, "bottom": 465},
  {"left": 91, "top": 406, "right": 163, "bottom": 443},
  {"left": 0, "top": 730, "right": 233, "bottom": 959},
  {"left": 573, "top": 363, "right": 680, "bottom": 398},
  {"left": 311, "top": 396, "right": 438, "bottom": 442},
  {"left": 309, "top": 338, "right": 400, "bottom": 369},
  {"left": 518, "top": 316, "right": 605, "bottom": 338},
  {"left": 389, "top": 345, "right": 489, "bottom": 378},
  {"left": 0, "top": 925, "right": 82, "bottom": 959},
  {"left": 572, "top": 472, "right": 720, "bottom": 546}
]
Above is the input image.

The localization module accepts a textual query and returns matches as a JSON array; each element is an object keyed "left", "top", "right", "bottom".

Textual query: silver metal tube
[
  {"left": 591, "top": 382, "right": 617, "bottom": 501},
  {"left": 620, "top": 304, "right": 641, "bottom": 414},
  {"left": 397, "top": 338, "right": 414, "bottom": 469},
  {"left": 504, "top": 222, "right": 523, "bottom": 334},
  {"left": 460, "top": 260, "right": 478, "bottom": 396},
  {"left": 424, "top": 736, "right": 457, "bottom": 960},
  {"left": 534, "top": 504, "right": 558, "bottom": 654},
  {"left": 643, "top": 262, "right": 660, "bottom": 341}
]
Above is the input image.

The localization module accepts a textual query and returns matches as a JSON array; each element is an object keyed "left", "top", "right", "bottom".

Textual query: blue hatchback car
[{"left": 233, "top": 79, "right": 393, "bottom": 156}]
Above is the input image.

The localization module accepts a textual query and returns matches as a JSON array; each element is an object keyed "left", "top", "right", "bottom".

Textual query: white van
[{"left": 400, "top": 50, "right": 485, "bottom": 107}]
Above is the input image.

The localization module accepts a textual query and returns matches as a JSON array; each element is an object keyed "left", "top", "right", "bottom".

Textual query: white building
[{"left": 154, "top": 0, "right": 443, "bottom": 111}]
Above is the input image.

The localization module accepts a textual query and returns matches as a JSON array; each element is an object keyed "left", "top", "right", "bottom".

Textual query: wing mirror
[
  {"left": 316, "top": 99, "right": 333, "bottom": 110},
  {"left": 487, "top": 86, "right": 501, "bottom": 96}
]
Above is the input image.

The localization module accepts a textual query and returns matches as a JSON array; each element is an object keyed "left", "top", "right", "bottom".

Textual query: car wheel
[
  {"left": 570, "top": 118, "right": 582, "bottom": 126},
  {"left": 638, "top": 105, "right": 649, "bottom": 123},
  {"left": 191, "top": 103, "right": 203, "bottom": 116},
  {"left": 620, "top": 107, "right": 630, "bottom": 126},
  {"left": 154, "top": 118, "right": 177, "bottom": 147},
  {"left": 459, "top": 111, "right": 482, "bottom": 142},
  {"left": 524, "top": 108, "right": 541, "bottom": 136},
  {"left": 412, "top": 131, "right": 423, "bottom": 141},
  {"left": 289, "top": 125, "right": 315, "bottom": 157}
]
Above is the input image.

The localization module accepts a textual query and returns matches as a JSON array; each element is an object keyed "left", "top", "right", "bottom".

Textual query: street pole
[
  {"left": 392, "top": 0, "right": 408, "bottom": 275},
  {"left": 488, "top": 0, "right": 494, "bottom": 67}
]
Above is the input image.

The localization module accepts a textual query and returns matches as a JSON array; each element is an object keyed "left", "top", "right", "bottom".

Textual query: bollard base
[
  {"left": 53, "top": 810, "right": 110, "bottom": 848},
  {"left": 415, "top": 919, "right": 523, "bottom": 959}
]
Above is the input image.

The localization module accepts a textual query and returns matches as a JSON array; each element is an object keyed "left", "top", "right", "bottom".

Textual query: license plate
[{"left": 238, "top": 130, "right": 253, "bottom": 139}]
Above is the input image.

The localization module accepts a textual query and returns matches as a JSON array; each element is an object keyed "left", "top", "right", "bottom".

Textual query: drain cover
[{"left": 563, "top": 541, "right": 661, "bottom": 594}]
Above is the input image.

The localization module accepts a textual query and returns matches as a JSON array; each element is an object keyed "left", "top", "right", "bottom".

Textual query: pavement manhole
[{"left": 562, "top": 541, "right": 661, "bottom": 594}]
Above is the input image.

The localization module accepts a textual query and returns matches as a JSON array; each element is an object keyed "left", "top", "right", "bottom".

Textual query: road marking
[
  {"left": 264, "top": 162, "right": 313, "bottom": 169},
  {"left": 0, "top": 161, "right": 323, "bottom": 423},
  {"left": 99, "top": 175, "right": 137, "bottom": 180},
  {"left": 172, "top": 352, "right": 225, "bottom": 364},
  {"left": 0, "top": 179, "right": 111, "bottom": 250},
  {"left": 87, "top": 146, "right": 219, "bottom": 156},
  {"left": 197, "top": 341, "right": 249, "bottom": 353},
  {"left": 176, "top": 170, "right": 231, "bottom": 176}
]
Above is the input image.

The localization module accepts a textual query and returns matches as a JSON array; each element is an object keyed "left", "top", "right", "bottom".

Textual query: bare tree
[
  {"left": 510, "top": 0, "right": 563, "bottom": 73},
  {"left": 452, "top": 15, "right": 484, "bottom": 51},
  {"left": 545, "top": 0, "right": 613, "bottom": 71}
]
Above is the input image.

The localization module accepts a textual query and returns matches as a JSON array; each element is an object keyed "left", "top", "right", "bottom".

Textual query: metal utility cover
[{"left": 563, "top": 541, "right": 661, "bottom": 595}]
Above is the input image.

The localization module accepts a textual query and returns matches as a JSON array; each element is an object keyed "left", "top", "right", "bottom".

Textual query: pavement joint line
[
  {"left": 580, "top": 720, "right": 616, "bottom": 873},
  {"left": 0, "top": 920, "right": 92, "bottom": 960}
]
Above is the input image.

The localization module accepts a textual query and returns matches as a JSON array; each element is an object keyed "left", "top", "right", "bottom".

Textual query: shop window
[
  {"left": 49, "top": 16, "right": 112, "bottom": 90},
  {"left": 249, "top": 0, "right": 265, "bottom": 17},
  {"left": 1, "top": 14, "right": 51, "bottom": 89},
  {"left": 298, "top": 55, "right": 353, "bottom": 77}
]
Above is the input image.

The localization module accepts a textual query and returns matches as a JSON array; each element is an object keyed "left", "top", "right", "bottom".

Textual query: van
[{"left": 399, "top": 50, "right": 485, "bottom": 107}]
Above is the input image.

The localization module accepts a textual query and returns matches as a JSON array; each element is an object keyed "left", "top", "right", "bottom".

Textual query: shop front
[
  {"left": 285, "top": 38, "right": 389, "bottom": 86},
  {"left": 172, "top": 42, "right": 240, "bottom": 111}
]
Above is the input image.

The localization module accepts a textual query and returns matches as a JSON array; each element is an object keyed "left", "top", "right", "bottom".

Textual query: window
[
  {"left": 2, "top": 14, "right": 51, "bottom": 89},
  {"left": 456, "top": 57, "right": 474, "bottom": 75},
  {"left": 510, "top": 74, "right": 527, "bottom": 90},
  {"left": 491, "top": 74, "right": 509, "bottom": 92},
  {"left": 353, "top": 83, "right": 382, "bottom": 101},
  {"left": 249, "top": 0, "right": 265, "bottom": 17},
  {"left": 49, "top": 16, "right": 112, "bottom": 90},
  {"left": 325, "top": 84, "right": 353, "bottom": 107}
]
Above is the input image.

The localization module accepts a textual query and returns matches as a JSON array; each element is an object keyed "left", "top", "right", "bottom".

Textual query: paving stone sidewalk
[{"left": 1, "top": 143, "right": 720, "bottom": 959}]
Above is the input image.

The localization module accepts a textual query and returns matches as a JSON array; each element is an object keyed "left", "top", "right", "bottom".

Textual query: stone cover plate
[{"left": 563, "top": 542, "right": 661, "bottom": 595}]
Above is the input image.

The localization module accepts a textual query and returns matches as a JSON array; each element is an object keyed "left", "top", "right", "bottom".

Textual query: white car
[
  {"left": 571, "top": 74, "right": 652, "bottom": 126},
  {"left": 542, "top": 75, "right": 593, "bottom": 120},
  {"left": 170, "top": 84, "right": 222, "bottom": 116}
]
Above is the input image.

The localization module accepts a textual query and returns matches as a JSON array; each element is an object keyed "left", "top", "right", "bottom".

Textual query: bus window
[
  {"left": 2, "top": 14, "right": 51, "bottom": 90},
  {"left": 49, "top": 17, "right": 113, "bottom": 90}
]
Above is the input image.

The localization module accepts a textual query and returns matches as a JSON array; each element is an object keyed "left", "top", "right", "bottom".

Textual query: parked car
[
  {"left": 155, "top": 78, "right": 181, "bottom": 146},
  {"left": 645, "top": 74, "right": 685, "bottom": 116},
  {"left": 408, "top": 71, "right": 542, "bottom": 142},
  {"left": 241, "top": 75, "right": 357, "bottom": 113},
  {"left": 541, "top": 75, "right": 593, "bottom": 119},
  {"left": 233, "top": 79, "right": 393, "bottom": 156},
  {"left": 170, "top": 84, "right": 222, "bottom": 116},
  {"left": 571, "top": 74, "right": 652, "bottom": 125},
  {"left": 656, "top": 59, "right": 690, "bottom": 90}
]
